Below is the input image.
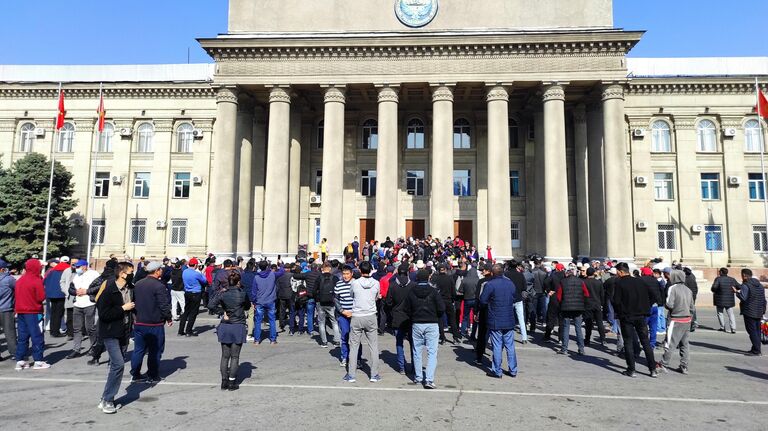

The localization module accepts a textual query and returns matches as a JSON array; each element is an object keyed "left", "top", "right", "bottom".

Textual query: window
[
  {"left": 453, "top": 170, "right": 471, "bottom": 196},
  {"left": 137, "top": 123, "right": 154, "bottom": 152},
  {"left": 700, "top": 173, "right": 720, "bottom": 200},
  {"left": 173, "top": 172, "right": 191, "bottom": 199},
  {"left": 453, "top": 118, "right": 471, "bottom": 149},
  {"left": 510, "top": 170, "right": 521, "bottom": 197},
  {"left": 314, "top": 218, "right": 321, "bottom": 245},
  {"left": 91, "top": 219, "right": 106, "bottom": 245},
  {"left": 19, "top": 122, "right": 35, "bottom": 152},
  {"left": 509, "top": 119, "right": 519, "bottom": 149},
  {"left": 130, "top": 219, "right": 147, "bottom": 245},
  {"left": 317, "top": 120, "right": 324, "bottom": 149},
  {"left": 748, "top": 173, "right": 766, "bottom": 200},
  {"left": 315, "top": 170, "right": 322, "bottom": 195},
  {"left": 745, "top": 119, "right": 763, "bottom": 153},
  {"left": 170, "top": 219, "right": 187, "bottom": 246},
  {"left": 94, "top": 172, "right": 110, "bottom": 198},
  {"left": 99, "top": 123, "right": 114, "bottom": 152},
  {"left": 753, "top": 225, "right": 768, "bottom": 253},
  {"left": 361, "top": 170, "right": 377, "bottom": 197},
  {"left": 58, "top": 122, "right": 75, "bottom": 152},
  {"left": 651, "top": 120, "right": 671, "bottom": 152},
  {"left": 657, "top": 224, "right": 676, "bottom": 251},
  {"left": 361, "top": 119, "right": 378, "bottom": 149},
  {"left": 133, "top": 172, "right": 150, "bottom": 198},
  {"left": 406, "top": 170, "right": 425, "bottom": 196},
  {"left": 654, "top": 173, "right": 674, "bottom": 200},
  {"left": 697, "top": 120, "right": 717, "bottom": 152},
  {"left": 406, "top": 118, "right": 425, "bottom": 149},
  {"left": 705, "top": 225, "right": 723, "bottom": 252},
  {"left": 176, "top": 123, "right": 194, "bottom": 153},
  {"left": 511, "top": 221, "right": 521, "bottom": 249}
]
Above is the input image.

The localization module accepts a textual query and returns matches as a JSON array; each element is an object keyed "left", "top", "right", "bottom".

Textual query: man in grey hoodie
[
  {"left": 657, "top": 269, "right": 694, "bottom": 374},
  {"left": 0, "top": 259, "right": 17, "bottom": 360},
  {"left": 343, "top": 261, "right": 381, "bottom": 383}
]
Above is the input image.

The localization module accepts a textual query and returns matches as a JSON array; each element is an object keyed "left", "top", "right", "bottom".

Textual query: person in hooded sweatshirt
[
  {"left": 459, "top": 264, "right": 480, "bottom": 338},
  {"left": 734, "top": 268, "right": 767, "bottom": 356},
  {"left": 656, "top": 269, "right": 694, "bottom": 374},
  {"left": 251, "top": 260, "right": 285, "bottom": 345},
  {"left": 44, "top": 256, "right": 72, "bottom": 337},
  {"left": 385, "top": 263, "right": 415, "bottom": 374},
  {"left": 15, "top": 259, "right": 51, "bottom": 370},
  {"left": 402, "top": 269, "right": 445, "bottom": 389},
  {"left": 343, "top": 260, "right": 381, "bottom": 383}
]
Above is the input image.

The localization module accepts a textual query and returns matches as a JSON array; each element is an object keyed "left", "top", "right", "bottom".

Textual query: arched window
[
  {"left": 361, "top": 119, "right": 378, "bottom": 149},
  {"left": 317, "top": 120, "right": 324, "bottom": 149},
  {"left": 99, "top": 123, "right": 114, "bottom": 152},
  {"left": 176, "top": 123, "right": 194, "bottom": 153},
  {"left": 509, "top": 118, "right": 519, "bottom": 149},
  {"left": 58, "top": 122, "right": 75, "bottom": 152},
  {"left": 697, "top": 119, "right": 717, "bottom": 152},
  {"left": 406, "top": 118, "right": 425, "bottom": 149},
  {"left": 137, "top": 122, "right": 154, "bottom": 153},
  {"left": 651, "top": 120, "right": 671, "bottom": 152},
  {"left": 745, "top": 119, "right": 763, "bottom": 153},
  {"left": 453, "top": 118, "right": 471, "bottom": 149},
  {"left": 18, "top": 122, "right": 35, "bottom": 152}
]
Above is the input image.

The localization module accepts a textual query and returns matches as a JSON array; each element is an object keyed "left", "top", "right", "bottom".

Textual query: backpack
[
  {"left": 317, "top": 274, "right": 336, "bottom": 304},
  {"left": 291, "top": 277, "right": 308, "bottom": 305}
]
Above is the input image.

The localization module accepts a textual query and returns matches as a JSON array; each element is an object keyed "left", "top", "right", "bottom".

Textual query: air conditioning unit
[
  {"left": 309, "top": 195, "right": 322, "bottom": 205},
  {"left": 728, "top": 176, "right": 742, "bottom": 185},
  {"left": 192, "top": 129, "right": 204, "bottom": 138},
  {"left": 156, "top": 220, "right": 167, "bottom": 229},
  {"left": 119, "top": 128, "right": 133, "bottom": 137},
  {"left": 692, "top": 224, "right": 704, "bottom": 233},
  {"left": 34, "top": 127, "right": 46, "bottom": 137},
  {"left": 724, "top": 128, "right": 737, "bottom": 137},
  {"left": 636, "top": 221, "right": 648, "bottom": 230},
  {"left": 635, "top": 176, "right": 648, "bottom": 185},
  {"left": 633, "top": 128, "right": 646, "bottom": 137},
  {"left": 111, "top": 175, "right": 123, "bottom": 185},
  {"left": 192, "top": 175, "right": 203, "bottom": 185}
]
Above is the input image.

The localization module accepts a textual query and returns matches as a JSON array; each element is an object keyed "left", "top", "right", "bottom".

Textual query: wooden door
[
  {"left": 405, "top": 219, "right": 425, "bottom": 239},
  {"left": 359, "top": 219, "right": 375, "bottom": 245},
  {"left": 453, "top": 220, "right": 473, "bottom": 244}
]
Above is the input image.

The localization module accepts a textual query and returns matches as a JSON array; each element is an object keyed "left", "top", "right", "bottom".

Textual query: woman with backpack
[
  {"left": 290, "top": 266, "right": 309, "bottom": 335},
  {"left": 208, "top": 271, "right": 251, "bottom": 391}
]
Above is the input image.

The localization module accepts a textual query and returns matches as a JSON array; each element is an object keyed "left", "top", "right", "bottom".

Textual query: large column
[
  {"left": 262, "top": 87, "right": 292, "bottom": 258},
  {"left": 287, "top": 104, "right": 303, "bottom": 253},
  {"left": 532, "top": 110, "right": 546, "bottom": 254},
  {"left": 430, "top": 85, "right": 455, "bottom": 239},
  {"left": 587, "top": 105, "right": 606, "bottom": 257},
  {"left": 486, "top": 85, "right": 513, "bottom": 258},
  {"left": 251, "top": 107, "right": 267, "bottom": 254},
  {"left": 235, "top": 94, "right": 254, "bottom": 257},
  {"left": 542, "top": 84, "right": 572, "bottom": 260},
  {"left": 602, "top": 84, "right": 633, "bottom": 261},
  {"left": 207, "top": 87, "right": 239, "bottom": 257},
  {"left": 375, "top": 85, "right": 399, "bottom": 241},
  {"left": 320, "top": 86, "right": 346, "bottom": 258},
  {"left": 573, "top": 104, "right": 590, "bottom": 257}
]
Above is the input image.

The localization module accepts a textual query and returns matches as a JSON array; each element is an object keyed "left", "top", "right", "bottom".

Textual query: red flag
[
  {"left": 55, "top": 90, "right": 66, "bottom": 130},
  {"left": 96, "top": 93, "right": 106, "bottom": 133},
  {"left": 758, "top": 90, "right": 768, "bottom": 120}
]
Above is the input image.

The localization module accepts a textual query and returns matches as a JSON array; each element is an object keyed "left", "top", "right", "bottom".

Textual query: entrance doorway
[
  {"left": 359, "top": 219, "right": 375, "bottom": 245},
  {"left": 454, "top": 220, "right": 473, "bottom": 244},
  {"left": 405, "top": 219, "right": 425, "bottom": 239}
]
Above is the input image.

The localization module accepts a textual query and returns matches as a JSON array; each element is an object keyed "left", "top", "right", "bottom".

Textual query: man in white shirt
[{"left": 67, "top": 260, "right": 100, "bottom": 359}]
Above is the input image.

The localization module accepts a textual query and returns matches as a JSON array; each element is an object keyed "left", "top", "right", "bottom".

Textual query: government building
[{"left": 1, "top": 0, "right": 767, "bottom": 268}]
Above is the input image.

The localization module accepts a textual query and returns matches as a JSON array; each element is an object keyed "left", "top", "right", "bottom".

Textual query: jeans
[
  {"left": 306, "top": 300, "right": 316, "bottom": 333},
  {"left": 220, "top": 342, "right": 243, "bottom": 380},
  {"left": 337, "top": 315, "right": 351, "bottom": 361},
  {"left": 254, "top": 302, "right": 277, "bottom": 343},
  {"left": 348, "top": 314, "right": 379, "bottom": 379},
  {"left": 461, "top": 299, "right": 477, "bottom": 335},
  {"left": 513, "top": 301, "right": 527, "bottom": 341},
  {"left": 101, "top": 338, "right": 125, "bottom": 403},
  {"left": 170, "top": 291, "right": 185, "bottom": 320},
  {"left": 290, "top": 302, "right": 306, "bottom": 334},
  {"left": 394, "top": 325, "right": 412, "bottom": 372},
  {"left": 647, "top": 305, "right": 659, "bottom": 347},
  {"left": 72, "top": 305, "right": 96, "bottom": 352},
  {"left": 130, "top": 325, "right": 165, "bottom": 379},
  {"left": 489, "top": 329, "right": 518, "bottom": 376},
  {"left": 560, "top": 314, "right": 584, "bottom": 353},
  {"left": 16, "top": 314, "right": 44, "bottom": 362},
  {"left": 0, "top": 310, "right": 17, "bottom": 358},
  {"left": 317, "top": 304, "right": 340, "bottom": 344},
  {"left": 48, "top": 298, "right": 65, "bottom": 336},
  {"left": 411, "top": 323, "right": 439, "bottom": 383},
  {"left": 620, "top": 317, "right": 656, "bottom": 373},
  {"left": 716, "top": 306, "right": 737, "bottom": 332},
  {"left": 744, "top": 316, "right": 762, "bottom": 354},
  {"left": 178, "top": 292, "right": 202, "bottom": 335}
]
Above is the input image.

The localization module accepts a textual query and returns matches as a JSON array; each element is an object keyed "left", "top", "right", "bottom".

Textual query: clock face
[{"left": 395, "top": 0, "right": 439, "bottom": 28}]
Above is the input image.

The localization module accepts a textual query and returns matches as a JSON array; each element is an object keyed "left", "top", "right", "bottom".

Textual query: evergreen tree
[{"left": 0, "top": 153, "right": 78, "bottom": 263}]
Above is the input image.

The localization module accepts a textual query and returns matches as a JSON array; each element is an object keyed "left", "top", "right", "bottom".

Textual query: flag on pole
[
  {"left": 96, "top": 90, "right": 106, "bottom": 132},
  {"left": 758, "top": 89, "right": 768, "bottom": 120},
  {"left": 55, "top": 89, "right": 66, "bottom": 130}
]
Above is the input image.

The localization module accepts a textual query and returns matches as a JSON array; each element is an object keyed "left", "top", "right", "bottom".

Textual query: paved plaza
[{"left": 1, "top": 311, "right": 766, "bottom": 430}]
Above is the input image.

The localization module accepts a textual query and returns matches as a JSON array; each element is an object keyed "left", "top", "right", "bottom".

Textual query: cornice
[
  {"left": 627, "top": 80, "right": 766, "bottom": 96},
  {"left": 0, "top": 86, "right": 215, "bottom": 100}
]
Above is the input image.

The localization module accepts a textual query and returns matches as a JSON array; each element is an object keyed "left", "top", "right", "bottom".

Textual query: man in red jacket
[{"left": 15, "top": 259, "right": 51, "bottom": 370}]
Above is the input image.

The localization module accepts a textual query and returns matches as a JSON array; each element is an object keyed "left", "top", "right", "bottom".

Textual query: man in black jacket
[
  {"left": 711, "top": 267, "right": 738, "bottom": 333},
  {"left": 613, "top": 262, "right": 658, "bottom": 378},
  {"left": 402, "top": 269, "right": 445, "bottom": 389},
  {"left": 543, "top": 264, "right": 565, "bottom": 343},
  {"left": 385, "top": 264, "right": 414, "bottom": 374},
  {"left": 314, "top": 262, "right": 341, "bottom": 347},
  {"left": 276, "top": 264, "right": 294, "bottom": 332},
  {"left": 130, "top": 261, "right": 173, "bottom": 384},
  {"left": 170, "top": 260, "right": 185, "bottom": 321},
  {"left": 556, "top": 268, "right": 589, "bottom": 355},
  {"left": 582, "top": 268, "right": 606, "bottom": 346},
  {"left": 473, "top": 264, "right": 493, "bottom": 364},
  {"left": 505, "top": 261, "right": 529, "bottom": 344},
  {"left": 683, "top": 267, "right": 699, "bottom": 331},
  {"left": 432, "top": 264, "right": 459, "bottom": 344}
]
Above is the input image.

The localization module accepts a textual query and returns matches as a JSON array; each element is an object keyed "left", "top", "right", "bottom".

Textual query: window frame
[
  {"left": 133, "top": 172, "right": 151, "bottom": 199},
  {"left": 58, "top": 122, "right": 75, "bottom": 153},
  {"left": 137, "top": 122, "right": 154, "bottom": 153},
  {"left": 700, "top": 173, "right": 720, "bottom": 201},
  {"left": 98, "top": 123, "right": 114, "bottom": 153},
  {"left": 406, "top": 118, "right": 426, "bottom": 150},
  {"left": 361, "top": 169, "right": 377, "bottom": 197},
  {"left": 316, "top": 120, "right": 324, "bottom": 150},
  {"left": 748, "top": 173, "right": 766, "bottom": 201},
  {"left": 453, "top": 118, "right": 472, "bottom": 149},
  {"left": 91, "top": 219, "right": 106, "bottom": 245},
  {"left": 653, "top": 172, "right": 674, "bottom": 201},
  {"left": 176, "top": 123, "right": 194, "bottom": 153},
  {"left": 361, "top": 119, "right": 378, "bottom": 150},
  {"left": 744, "top": 119, "right": 763, "bottom": 153},
  {"left": 129, "top": 219, "right": 147, "bottom": 245},
  {"left": 511, "top": 220, "right": 521, "bottom": 249},
  {"left": 173, "top": 172, "right": 191, "bottom": 199},
  {"left": 696, "top": 119, "right": 718, "bottom": 152},
  {"left": 314, "top": 169, "right": 323, "bottom": 195},
  {"left": 19, "top": 122, "right": 35, "bottom": 152},
  {"left": 509, "top": 118, "right": 520, "bottom": 149},
  {"left": 753, "top": 225, "right": 768, "bottom": 253},
  {"left": 704, "top": 225, "right": 724, "bottom": 252},
  {"left": 510, "top": 170, "right": 521, "bottom": 197},
  {"left": 651, "top": 120, "right": 672, "bottom": 153},
  {"left": 94, "top": 171, "right": 110, "bottom": 198},
  {"left": 169, "top": 218, "right": 188, "bottom": 246},
  {"left": 657, "top": 224, "right": 677, "bottom": 251},
  {"left": 453, "top": 169, "right": 472, "bottom": 197},
  {"left": 406, "top": 170, "right": 425, "bottom": 196}
]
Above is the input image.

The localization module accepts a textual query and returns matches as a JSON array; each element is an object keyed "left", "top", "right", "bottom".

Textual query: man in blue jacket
[
  {"left": 479, "top": 264, "right": 518, "bottom": 378},
  {"left": 179, "top": 263, "right": 208, "bottom": 337},
  {"left": 130, "top": 261, "right": 172, "bottom": 383},
  {"left": 252, "top": 261, "right": 285, "bottom": 344},
  {"left": 0, "top": 259, "right": 17, "bottom": 360},
  {"left": 44, "top": 257, "right": 71, "bottom": 338}
]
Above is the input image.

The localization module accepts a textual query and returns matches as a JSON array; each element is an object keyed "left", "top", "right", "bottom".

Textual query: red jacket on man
[{"left": 15, "top": 259, "right": 46, "bottom": 314}]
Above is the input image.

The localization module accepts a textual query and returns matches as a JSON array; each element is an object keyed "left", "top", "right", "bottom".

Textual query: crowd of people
[{"left": 0, "top": 234, "right": 766, "bottom": 415}]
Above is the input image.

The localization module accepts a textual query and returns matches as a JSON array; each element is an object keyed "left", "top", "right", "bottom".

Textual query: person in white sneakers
[
  {"left": 15, "top": 259, "right": 51, "bottom": 370},
  {"left": 66, "top": 260, "right": 100, "bottom": 359}
]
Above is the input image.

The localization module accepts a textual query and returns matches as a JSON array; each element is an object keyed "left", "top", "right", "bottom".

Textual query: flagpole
[
  {"left": 758, "top": 77, "right": 768, "bottom": 255},
  {"left": 86, "top": 83, "right": 102, "bottom": 263},
  {"left": 42, "top": 83, "right": 61, "bottom": 262}
]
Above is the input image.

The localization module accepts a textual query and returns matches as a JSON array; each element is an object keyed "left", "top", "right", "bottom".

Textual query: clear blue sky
[{"left": 0, "top": 0, "right": 765, "bottom": 65}]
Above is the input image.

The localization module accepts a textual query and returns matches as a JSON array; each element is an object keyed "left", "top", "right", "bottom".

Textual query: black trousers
[
  {"left": 179, "top": 292, "right": 202, "bottom": 335},
  {"left": 543, "top": 296, "right": 560, "bottom": 341},
  {"left": 49, "top": 298, "right": 65, "bottom": 336},
  {"left": 277, "top": 299, "right": 292, "bottom": 330},
  {"left": 66, "top": 307, "right": 74, "bottom": 337},
  {"left": 744, "top": 316, "right": 762, "bottom": 354},
  {"left": 584, "top": 308, "right": 606, "bottom": 344},
  {"left": 438, "top": 299, "right": 459, "bottom": 341},
  {"left": 620, "top": 317, "right": 656, "bottom": 373},
  {"left": 474, "top": 307, "right": 489, "bottom": 361},
  {"left": 220, "top": 343, "right": 243, "bottom": 380}
]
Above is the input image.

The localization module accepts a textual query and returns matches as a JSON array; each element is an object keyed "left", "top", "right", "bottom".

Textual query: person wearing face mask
[
  {"left": 65, "top": 260, "right": 100, "bottom": 359},
  {"left": 95, "top": 262, "right": 135, "bottom": 414}
]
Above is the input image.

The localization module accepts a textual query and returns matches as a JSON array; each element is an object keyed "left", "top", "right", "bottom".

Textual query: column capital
[
  {"left": 485, "top": 85, "right": 510, "bottom": 103},
  {"left": 573, "top": 104, "right": 587, "bottom": 124},
  {"left": 431, "top": 85, "right": 454, "bottom": 103},
  {"left": 215, "top": 86, "right": 239, "bottom": 104},
  {"left": 323, "top": 86, "right": 346, "bottom": 104},
  {"left": 601, "top": 83, "right": 626, "bottom": 101},
  {"left": 268, "top": 87, "right": 292, "bottom": 104},
  {"left": 542, "top": 84, "right": 565, "bottom": 102},
  {"left": 377, "top": 86, "right": 399, "bottom": 104}
]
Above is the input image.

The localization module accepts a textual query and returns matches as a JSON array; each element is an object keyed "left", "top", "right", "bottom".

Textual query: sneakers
[
  {"left": 321, "top": 343, "right": 329, "bottom": 348},
  {"left": 342, "top": 374, "right": 356, "bottom": 383},
  {"left": 228, "top": 379, "right": 239, "bottom": 391},
  {"left": 369, "top": 375, "right": 382, "bottom": 383},
  {"left": 679, "top": 365, "right": 689, "bottom": 375},
  {"left": 656, "top": 362, "right": 668, "bottom": 373},
  {"left": 339, "top": 359, "right": 347, "bottom": 367},
  {"left": 87, "top": 358, "right": 100, "bottom": 366},
  {"left": 424, "top": 381, "right": 436, "bottom": 389},
  {"left": 621, "top": 370, "right": 637, "bottom": 378},
  {"left": 221, "top": 379, "right": 230, "bottom": 390},
  {"left": 66, "top": 350, "right": 82, "bottom": 359},
  {"left": 650, "top": 369, "right": 659, "bottom": 378},
  {"left": 32, "top": 361, "right": 51, "bottom": 370},
  {"left": 15, "top": 360, "right": 29, "bottom": 371},
  {"left": 398, "top": 368, "right": 406, "bottom": 375},
  {"left": 246, "top": 336, "right": 255, "bottom": 342},
  {"left": 131, "top": 373, "right": 149, "bottom": 383},
  {"left": 100, "top": 400, "right": 117, "bottom": 414},
  {"left": 270, "top": 341, "right": 278, "bottom": 345}
]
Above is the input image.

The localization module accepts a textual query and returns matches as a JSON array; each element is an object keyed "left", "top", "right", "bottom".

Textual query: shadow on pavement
[
  {"left": 690, "top": 340, "right": 744, "bottom": 354},
  {"left": 237, "top": 361, "right": 258, "bottom": 383},
  {"left": 724, "top": 366, "right": 768, "bottom": 380}
]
